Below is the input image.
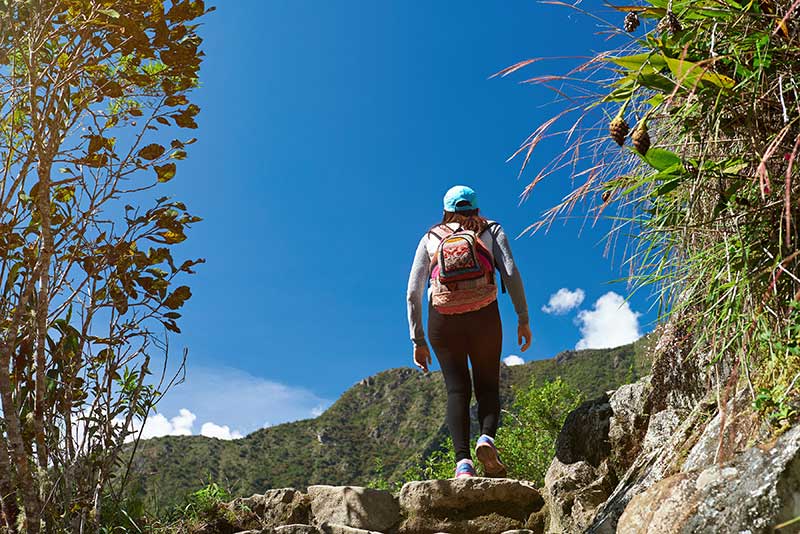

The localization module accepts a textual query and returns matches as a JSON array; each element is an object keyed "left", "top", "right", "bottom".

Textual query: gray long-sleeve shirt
[{"left": 406, "top": 221, "right": 529, "bottom": 347}]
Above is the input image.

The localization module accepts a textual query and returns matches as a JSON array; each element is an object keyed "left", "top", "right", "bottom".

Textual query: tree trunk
[{"left": 0, "top": 440, "right": 19, "bottom": 533}]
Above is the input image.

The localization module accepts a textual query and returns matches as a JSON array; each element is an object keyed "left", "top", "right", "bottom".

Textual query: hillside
[{"left": 123, "top": 337, "right": 654, "bottom": 511}]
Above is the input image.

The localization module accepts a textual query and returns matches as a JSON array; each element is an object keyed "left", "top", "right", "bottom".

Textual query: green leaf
[
  {"left": 54, "top": 185, "right": 75, "bottom": 203},
  {"left": 645, "top": 148, "right": 682, "bottom": 171},
  {"left": 638, "top": 73, "right": 676, "bottom": 93},
  {"left": 155, "top": 163, "right": 177, "bottom": 183},
  {"left": 662, "top": 56, "right": 735, "bottom": 89},
  {"left": 608, "top": 52, "right": 667, "bottom": 71},
  {"left": 654, "top": 175, "right": 683, "bottom": 196},
  {"left": 98, "top": 8, "right": 120, "bottom": 18}
]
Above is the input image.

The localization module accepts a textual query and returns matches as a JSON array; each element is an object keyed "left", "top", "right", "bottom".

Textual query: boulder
[
  {"left": 398, "top": 477, "right": 544, "bottom": 534},
  {"left": 319, "top": 525, "right": 384, "bottom": 534},
  {"left": 275, "top": 526, "right": 320, "bottom": 534},
  {"left": 608, "top": 377, "right": 651, "bottom": 476},
  {"left": 617, "top": 424, "right": 800, "bottom": 533},
  {"left": 585, "top": 395, "right": 715, "bottom": 533},
  {"left": 640, "top": 408, "right": 682, "bottom": 456},
  {"left": 228, "top": 488, "right": 310, "bottom": 529},
  {"left": 544, "top": 458, "right": 615, "bottom": 534},
  {"left": 544, "top": 381, "right": 651, "bottom": 533},
  {"left": 681, "top": 390, "right": 759, "bottom": 472},
  {"left": 647, "top": 321, "right": 704, "bottom": 414},
  {"left": 307, "top": 485, "right": 399, "bottom": 533},
  {"left": 554, "top": 394, "right": 612, "bottom": 467}
]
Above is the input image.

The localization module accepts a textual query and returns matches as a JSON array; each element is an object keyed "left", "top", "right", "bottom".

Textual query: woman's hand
[
  {"left": 518, "top": 322, "right": 532, "bottom": 352},
  {"left": 413, "top": 344, "right": 432, "bottom": 373}
]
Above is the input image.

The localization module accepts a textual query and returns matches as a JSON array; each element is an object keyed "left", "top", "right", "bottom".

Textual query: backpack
[{"left": 428, "top": 223, "right": 499, "bottom": 315}]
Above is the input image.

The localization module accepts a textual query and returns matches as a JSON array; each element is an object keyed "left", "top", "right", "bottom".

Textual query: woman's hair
[{"left": 438, "top": 209, "right": 490, "bottom": 233}]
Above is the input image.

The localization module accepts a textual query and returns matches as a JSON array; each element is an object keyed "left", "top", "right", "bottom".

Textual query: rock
[
  {"left": 554, "top": 394, "right": 612, "bottom": 467},
  {"left": 276, "top": 526, "right": 320, "bottom": 534},
  {"left": 307, "top": 485, "right": 399, "bottom": 533},
  {"left": 681, "top": 389, "right": 758, "bottom": 472},
  {"left": 228, "top": 489, "right": 310, "bottom": 529},
  {"left": 647, "top": 321, "right": 704, "bottom": 414},
  {"left": 608, "top": 377, "right": 651, "bottom": 476},
  {"left": 398, "top": 477, "right": 544, "bottom": 534},
  {"left": 319, "top": 524, "right": 384, "bottom": 534},
  {"left": 615, "top": 471, "right": 698, "bottom": 534},
  {"left": 544, "top": 458, "right": 615, "bottom": 534},
  {"left": 617, "top": 424, "right": 800, "bottom": 533},
  {"left": 585, "top": 396, "right": 714, "bottom": 534},
  {"left": 640, "top": 408, "right": 682, "bottom": 456}
]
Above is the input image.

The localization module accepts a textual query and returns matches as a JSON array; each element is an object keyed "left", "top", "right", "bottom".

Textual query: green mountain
[{"left": 123, "top": 337, "right": 654, "bottom": 511}]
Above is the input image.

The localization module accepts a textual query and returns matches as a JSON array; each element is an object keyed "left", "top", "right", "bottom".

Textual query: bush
[
  {"left": 503, "top": 0, "right": 800, "bottom": 428},
  {"left": 496, "top": 377, "right": 583, "bottom": 485},
  {"left": 385, "top": 377, "right": 583, "bottom": 487}
]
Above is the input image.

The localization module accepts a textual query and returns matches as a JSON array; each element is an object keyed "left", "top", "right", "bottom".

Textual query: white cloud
[
  {"left": 200, "top": 422, "right": 243, "bottom": 440},
  {"left": 136, "top": 408, "right": 196, "bottom": 439},
  {"left": 575, "top": 291, "right": 641, "bottom": 350},
  {"left": 153, "top": 366, "right": 331, "bottom": 438},
  {"left": 503, "top": 355, "right": 525, "bottom": 366},
  {"left": 542, "top": 288, "right": 586, "bottom": 315}
]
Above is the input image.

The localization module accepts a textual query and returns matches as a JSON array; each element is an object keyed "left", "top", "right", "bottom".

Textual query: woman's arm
[
  {"left": 491, "top": 225, "right": 530, "bottom": 325},
  {"left": 406, "top": 234, "right": 430, "bottom": 347}
]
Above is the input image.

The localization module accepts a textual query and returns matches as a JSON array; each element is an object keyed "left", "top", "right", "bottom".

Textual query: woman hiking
[{"left": 406, "top": 185, "right": 531, "bottom": 479}]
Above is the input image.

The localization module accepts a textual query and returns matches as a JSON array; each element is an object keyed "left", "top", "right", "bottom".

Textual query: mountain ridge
[{"left": 123, "top": 337, "right": 655, "bottom": 511}]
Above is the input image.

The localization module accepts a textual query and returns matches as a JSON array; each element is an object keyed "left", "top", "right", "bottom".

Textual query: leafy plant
[
  {"left": 496, "top": 377, "right": 583, "bottom": 485},
  {"left": 179, "top": 482, "right": 232, "bottom": 522},
  {"left": 499, "top": 0, "right": 800, "bottom": 425},
  {"left": 0, "top": 2, "right": 211, "bottom": 532}
]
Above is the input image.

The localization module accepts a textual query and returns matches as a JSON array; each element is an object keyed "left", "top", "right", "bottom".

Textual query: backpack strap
[{"left": 427, "top": 224, "right": 454, "bottom": 242}]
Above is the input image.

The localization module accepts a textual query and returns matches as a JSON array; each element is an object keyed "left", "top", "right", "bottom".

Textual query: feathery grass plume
[{"left": 500, "top": 0, "right": 800, "bottom": 429}]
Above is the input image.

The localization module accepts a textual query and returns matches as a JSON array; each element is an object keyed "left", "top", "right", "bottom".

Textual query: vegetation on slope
[
  {"left": 503, "top": 0, "right": 800, "bottom": 428},
  {"left": 125, "top": 335, "right": 654, "bottom": 513}
]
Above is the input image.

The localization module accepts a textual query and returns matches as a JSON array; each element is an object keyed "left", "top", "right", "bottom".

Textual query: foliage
[
  {"left": 370, "top": 378, "right": 582, "bottom": 489},
  {"left": 496, "top": 377, "right": 583, "bottom": 485},
  {"left": 501, "top": 0, "right": 800, "bottom": 422},
  {"left": 126, "top": 337, "right": 654, "bottom": 512},
  {"left": 754, "top": 300, "right": 800, "bottom": 426},
  {"left": 178, "top": 482, "right": 232, "bottom": 522},
  {"left": 0, "top": 1, "right": 210, "bottom": 532}
]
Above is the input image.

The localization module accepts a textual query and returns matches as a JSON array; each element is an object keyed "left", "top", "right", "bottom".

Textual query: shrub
[
  {"left": 500, "top": 0, "right": 800, "bottom": 426},
  {"left": 496, "top": 377, "right": 583, "bottom": 485}
]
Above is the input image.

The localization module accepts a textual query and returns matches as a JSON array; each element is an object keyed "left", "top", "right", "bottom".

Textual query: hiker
[{"left": 406, "top": 185, "right": 531, "bottom": 479}]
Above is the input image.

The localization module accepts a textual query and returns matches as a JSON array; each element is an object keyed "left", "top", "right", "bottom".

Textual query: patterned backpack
[{"left": 429, "top": 224, "right": 498, "bottom": 314}]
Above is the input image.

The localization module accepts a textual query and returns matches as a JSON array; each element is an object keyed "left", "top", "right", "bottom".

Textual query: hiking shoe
[
  {"left": 475, "top": 435, "right": 507, "bottom": 478},
  {"left": 454, "top": 459, "right": 476, "bottom": 478}
]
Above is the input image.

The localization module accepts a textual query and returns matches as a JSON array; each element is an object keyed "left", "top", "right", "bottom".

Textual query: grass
[{"left": 500, "top": 0, "right": 800, "bottom": 430}]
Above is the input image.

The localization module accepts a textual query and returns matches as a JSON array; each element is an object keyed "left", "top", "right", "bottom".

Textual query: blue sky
[{"left": 144, "top": 0, "right": 659, "bottom": 439}]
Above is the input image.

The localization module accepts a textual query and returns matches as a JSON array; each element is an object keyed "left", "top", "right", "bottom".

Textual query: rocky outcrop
[
  {"left": 544, "top": 377, "right": 652, "bottom": 534},
  {"left": 544, "top": 458, "right": 615, "bottom": 534},
  {"left": 192, "top": 479, "right": 543, "bottom": 534},
  {"left": 398, "top": 478, "right": 544, "bottom": 534},
  {"left": 617, "top": 424, "right": 800, "bottom": 533},
  {"left": 542, "top": 317, "right": 800, "bottom": 534},
  {"left": 554, "top": 394, "right": 613, "bottom": 467}
]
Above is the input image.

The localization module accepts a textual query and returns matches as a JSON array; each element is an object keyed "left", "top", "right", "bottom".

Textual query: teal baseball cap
[{"left": 443, "top": 185, "right": 479, "bottom": 212}]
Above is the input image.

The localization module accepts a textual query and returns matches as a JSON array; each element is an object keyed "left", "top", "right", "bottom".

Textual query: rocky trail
[{"left": 190, "top": 324, "right": 800, "bottom": 534}]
